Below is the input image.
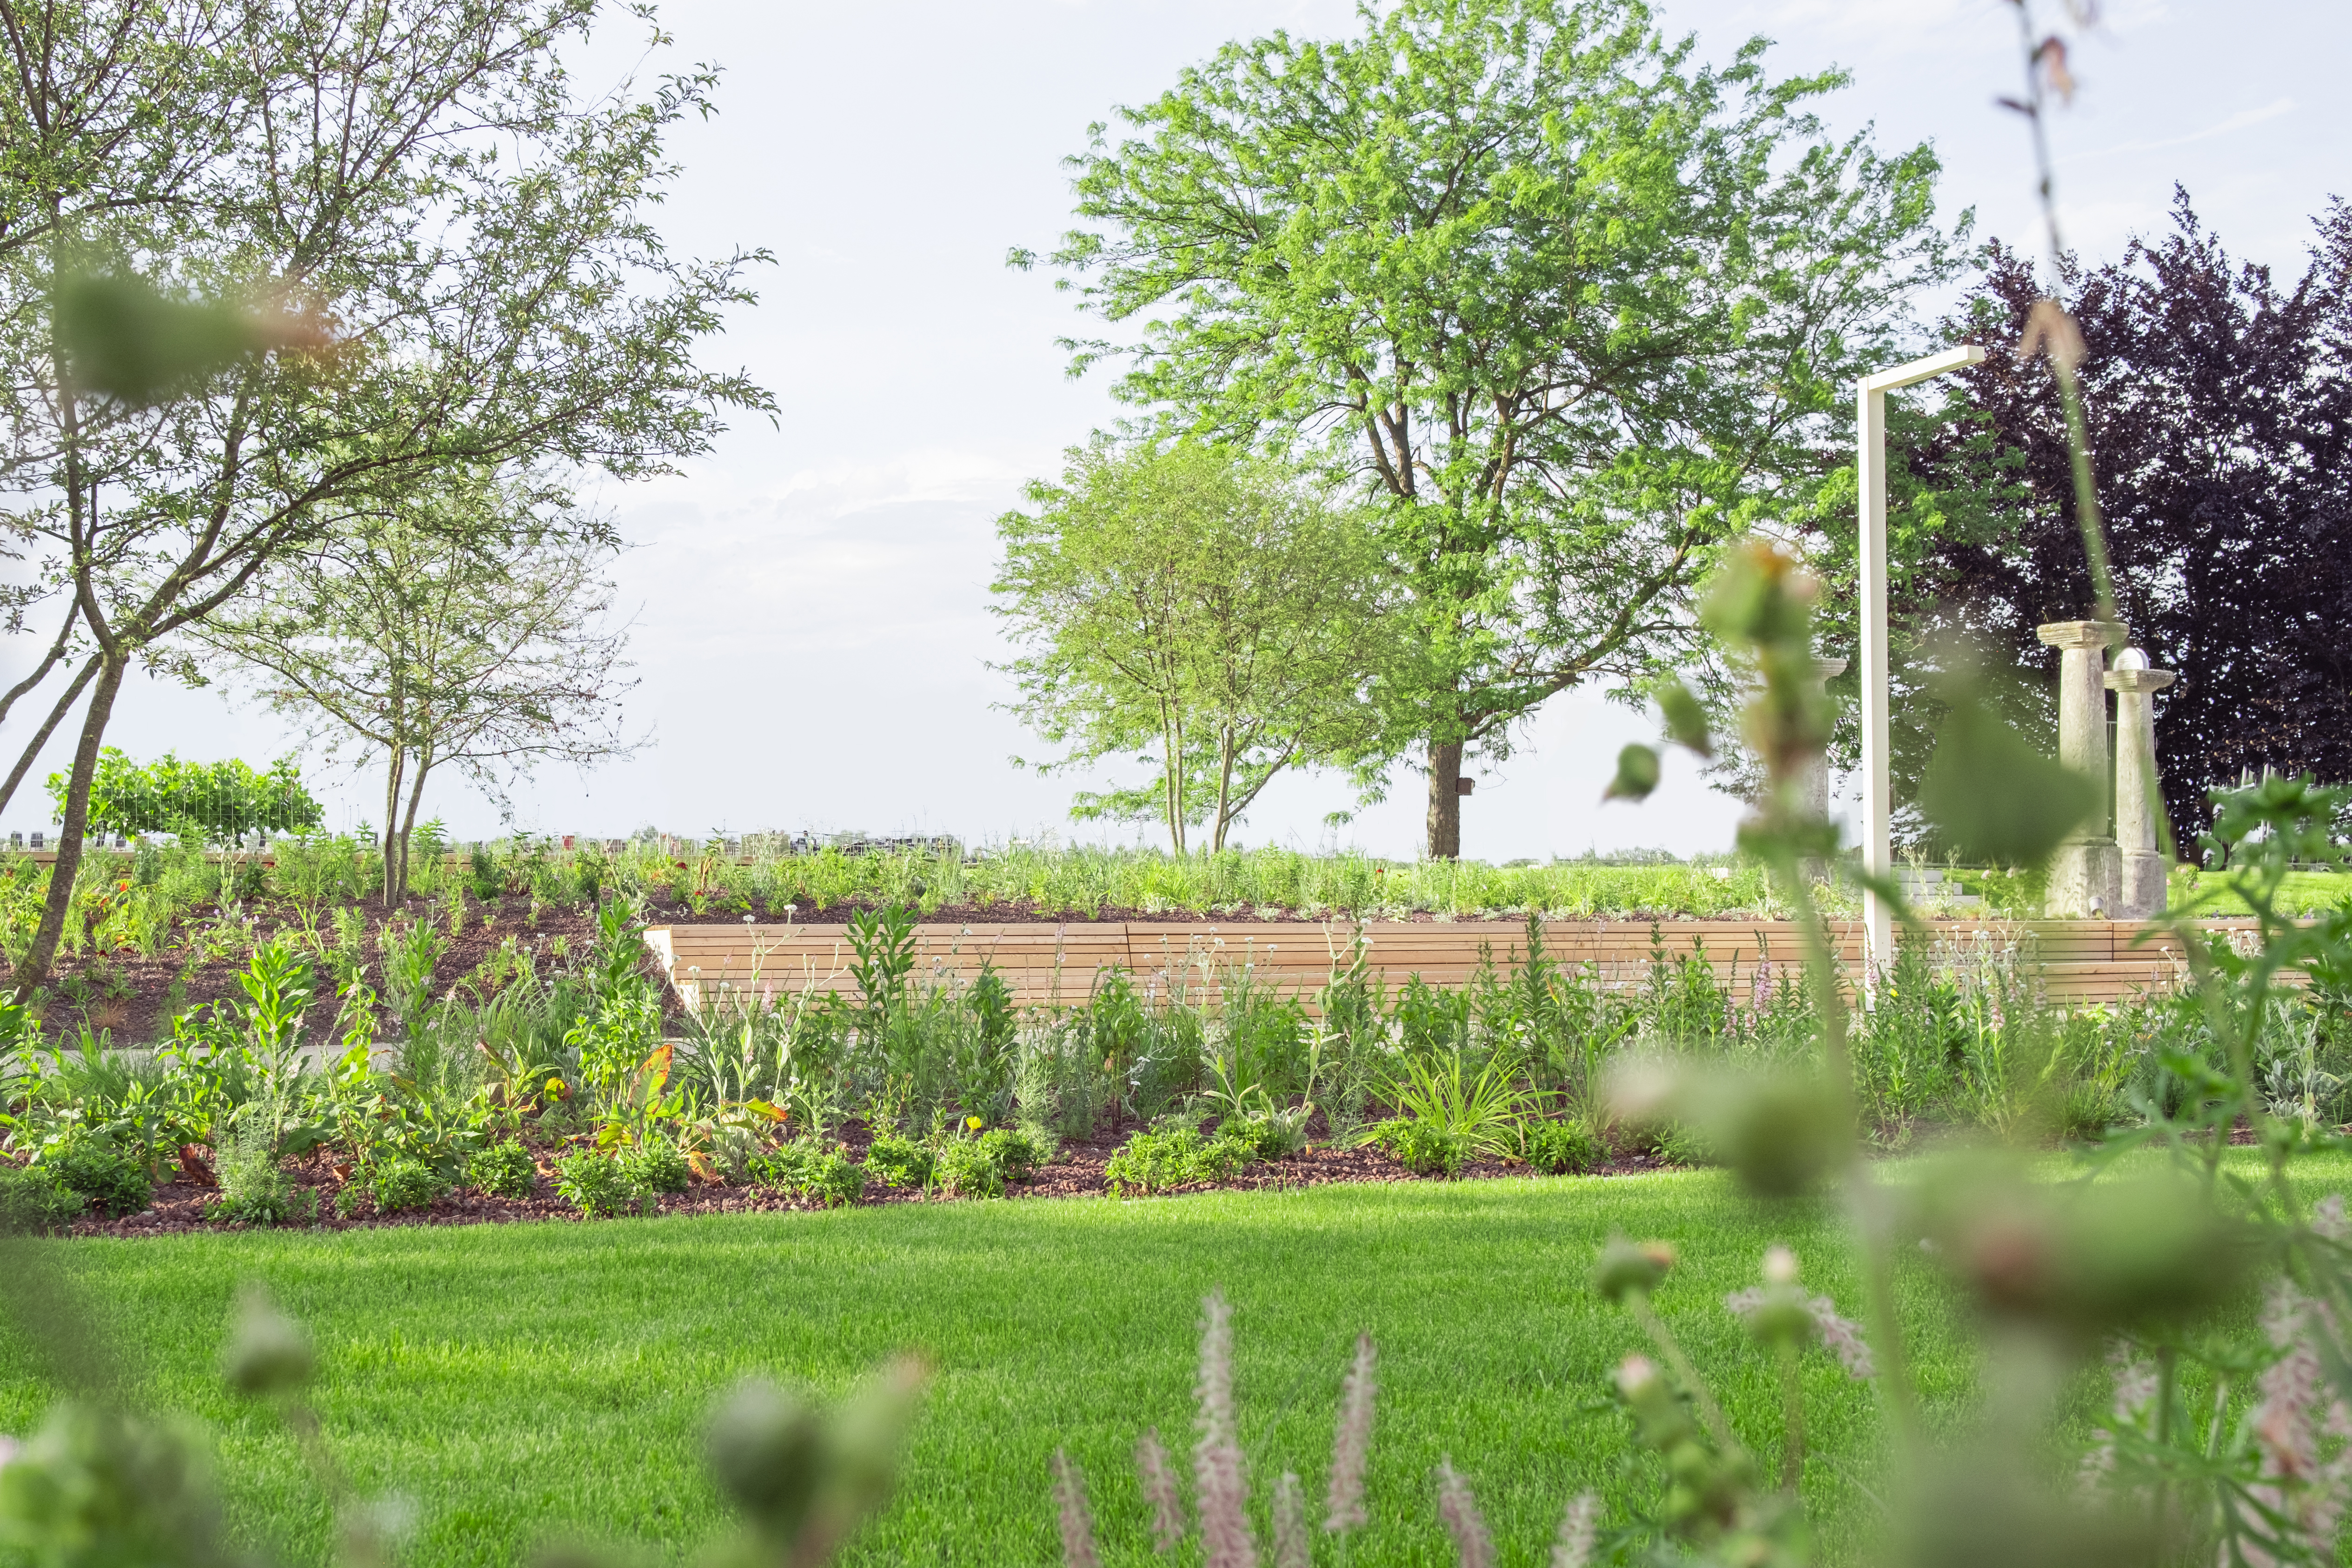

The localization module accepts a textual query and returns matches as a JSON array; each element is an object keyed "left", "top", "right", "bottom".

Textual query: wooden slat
[{"left": 646, "top": 916, "right": 2266, "bottom": 1015}]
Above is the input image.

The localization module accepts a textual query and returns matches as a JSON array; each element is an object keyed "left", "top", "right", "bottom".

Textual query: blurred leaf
[
  {"left": 54, "top": 272, "right": 317, "bottom": 407},
  {"left": 1604, "top": 743, "right": 1661, "bottom": 803},
  {"left": 1607, "top": 1061, "right": 1848, "bottom": 1199},
  {"left": 706, "top": 1381, "right": 825, "bottom": 1541},
  {"left": 1656, "top": 680, "right": 1713, "bottom": 757},
  {"left": 221, "top": 1284, "right": 312, "bottom": 1398},
  {"left": 1918, "top": 692, "right": 2100, "bottom": 866},
  {"left": 704, "top": 1357, "right": 927, "bottom": 1566},
  {"left": 1909, "top": 1159, "right": 2259, "bottom": 1338}
]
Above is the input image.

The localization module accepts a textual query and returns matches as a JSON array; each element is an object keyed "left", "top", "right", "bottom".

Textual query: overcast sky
[{"left": 10, "top": 0, "right": 2345, "bottom": 857}]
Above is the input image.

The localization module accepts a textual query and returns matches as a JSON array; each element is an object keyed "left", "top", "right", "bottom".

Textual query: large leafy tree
[
  {"left": 0, "top": 0, "right": 768, "bottom": 985},
  {"left": 993, "top": 439, "right": 1391, "bottom": 853},
  {"left": 1024, "top": 0, "right": 1955, "bottom": 856},
  {"left": 1874, "top": 193, "right": 2352, "bottom": 849}
]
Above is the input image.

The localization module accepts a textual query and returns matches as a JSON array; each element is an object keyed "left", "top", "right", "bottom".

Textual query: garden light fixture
[{"left": 1857, "top": 344, "right": 1986, "bottom": 985}]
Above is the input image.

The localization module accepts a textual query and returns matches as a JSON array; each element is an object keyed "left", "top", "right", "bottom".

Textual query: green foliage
[
  {"left": 554, "top": 1150, "right": 639, "bottom": 1219},
  {"left": 1373, "top": 1115, "right": 1467, "bottom": 1176},
  {"left": 1103, "top": 1123, "right": 1256, "bottom": 1196},
  {"left": 41, "top": 1130, "right": 151, "bottom": 1217},
  {"left": 1919, "top": 678, "right": 2106, "bottom": 867},
  {"left": 52, "top": 270, "right": 305, "bottom": 408},
  {"left": 859, "top": 1134, "right": 935, "bottom": 1191},
  {"left": 209, "top": 1130, "right": 308, "bottom": 1227},
  {"left": 619, "top": 1135, "right": 690, "bottom": 1196},
  {"left": 0, "top": 1401, "right": 245, "bottom": 1568},
  {"left": 993, "top": 439, "right": 1393, "bottom": 851},
  {"left": 0, "top": 1162, "right": 85, "bottom": 1233},
  {"left": 1378, "top": 1048, "right": 1540, "bottom": 1162},
  {"left": 467, "top": 1139, "right": 538, "bottom": 1199},
  {"left": 1523, "top": 1118, "right": 1603, "bottom": 1175},
  {"left": 369, "top": 1155, "right": 446, "bottom": 1214},
  {"left": 1033, "top": 0, "right": 1958, "bottom": 853},
  {"left": 935, "top": 1128, "right": 1044, "bottom": 1199},
  {"left": 748, "top": 1141, "right": 867, "bottom": 1209},
  {"left": 49, "top": 749, "right": 322, "bottom": 845},
  {"left": 845, "top": 903, "right": 917, "bottom": 1022}
]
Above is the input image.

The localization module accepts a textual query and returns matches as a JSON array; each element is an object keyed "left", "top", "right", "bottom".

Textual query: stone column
[
  {"left": 2036, "top": 619, "right": 2125, "bottom": 917},
  {"left": 2104, "top": 648, "right": 2176, "bottom": 919}
]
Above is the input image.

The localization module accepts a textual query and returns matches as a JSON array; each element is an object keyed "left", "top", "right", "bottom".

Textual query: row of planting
[
  {"left": 3, "top": 874, "right": 2334, "bottom": 1230},
  {"left": 13, "top": 824, "right": 2345, "bottom": 985}
]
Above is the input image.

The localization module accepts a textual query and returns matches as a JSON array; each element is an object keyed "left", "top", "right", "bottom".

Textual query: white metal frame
[{"left": 1857, "top": 345, "right": 1987, "bottom": 985}]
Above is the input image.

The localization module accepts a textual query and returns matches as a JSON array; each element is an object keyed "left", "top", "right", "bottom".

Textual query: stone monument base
[
  {"left": 2047, "top": 837, "right": 2121, "bottom": 918},
  {"left": 2119, "top": 850, "right": 2168, "bottom": 920}
]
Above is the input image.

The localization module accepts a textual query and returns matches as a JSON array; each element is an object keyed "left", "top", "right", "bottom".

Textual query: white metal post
[{"left": 1856, "top": 345, "right": 1987, "bottom": 991}]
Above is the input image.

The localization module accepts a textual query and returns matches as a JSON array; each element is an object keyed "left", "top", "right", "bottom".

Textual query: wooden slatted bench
[{"left": 644, "top": 917, "right": 2250, "bottom": 1015}]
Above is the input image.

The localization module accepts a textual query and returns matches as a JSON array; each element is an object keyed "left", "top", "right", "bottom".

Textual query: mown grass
[
  {"left": 0, "top": 1175, "right": 1942, "bottom": 1567},
  {"left": 12, "top": 1157, "right": 2347, "bottom": 1567}
]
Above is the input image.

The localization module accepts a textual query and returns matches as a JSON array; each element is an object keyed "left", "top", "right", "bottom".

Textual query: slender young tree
[
  {"left": 192, "top": 468, "right": 638, "bottom": 904},
  {"left": 1023, "top": 0, "right": 1956, "bottom": 856},
  {"left": 993, "top": 439, "right": 1391, "bottom": 853},
  {"left": 0, "top": 0, "right": 769, "bottom": 987}
]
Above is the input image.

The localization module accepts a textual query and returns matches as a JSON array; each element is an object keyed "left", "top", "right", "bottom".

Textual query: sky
[{"left": 6, "top": 0, "right": 2345, "bottom": 859}]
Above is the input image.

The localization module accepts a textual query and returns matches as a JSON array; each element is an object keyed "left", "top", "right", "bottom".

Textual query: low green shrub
[
  {"left": 934, "top": 1128, "right": 1049, "bottom": 1199},
  {"left": 210, "top": 1123, "right": 310, "bottom": 1226},
  {"left": 1103, "top": 1125, "right": 1255, "bottom": 1196},
  {"left": 862, "top": 1133, "right": 935, "bottom": 1189},
  {"left": 747, "top": 1141, "right": 866, "bottom": 1208},
  {"left": 1224, "top": 1106, "right": 1312, "bottom": 1160},
  {"left": 468, "top": 1139, "right": 538, "bottom": 1198},
  {"left": 1523, "top": 1118, "right": 1604, "bottom": 1175},
  {"left": 0, "top": 1163, "right": 84, "bottom": 1233},
  {"left": 555, "top": 1150, "right": 639, "bottom": 1218},
  {"left": 369, "top": 1156, "right": 445, "bottom": 1214},
  {"left": 1374, "top": 1116, "right": 1467, "bottom": 1177},
  {"left": 45, "top": 1131, "right": 152, "bottom": 1217},
  {"left": 1649, "top": 1123, "right": 1717, "bottom": 1168},
  {"left": 619, "top": 1135, "right": 690, "bottom": 1195}
]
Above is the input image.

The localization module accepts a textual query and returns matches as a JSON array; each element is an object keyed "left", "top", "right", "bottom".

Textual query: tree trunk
[
  {"left": 1159, "top": 703, "right": 1186, "bottom": 856},
  {"left": 397, "top": 744, "right": 433, "bottom": 904},
  {"left": 1212, "top": 727, "right": 1237, "bottom": 852},
  {"left": 381, "top": 746, "right": 406, "bottom": 906},
  {"left": 13, "top": 653, "right": 128, "bottom": 994},
  {"left": 1425, "top": 739, "right": 1463, "bottom": 860}
]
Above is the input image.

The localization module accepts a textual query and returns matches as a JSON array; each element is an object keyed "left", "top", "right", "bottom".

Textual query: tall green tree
[
  {"left": 1023, "top": 0, "right": 1956, "bottom": 857},
  {"left": 0, "top": 0, "right": 769, "bottom": 986},
  {"left": 191, "top": 468, "right": 638, "bottom": 904},
  {"left": 993, "top": 439, "right": 1391, "bottom": 853}
]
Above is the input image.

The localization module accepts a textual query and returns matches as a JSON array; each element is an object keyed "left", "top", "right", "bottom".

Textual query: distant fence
[{"left": 644, "top": 917, "right": 2234, "bottom": 1015}]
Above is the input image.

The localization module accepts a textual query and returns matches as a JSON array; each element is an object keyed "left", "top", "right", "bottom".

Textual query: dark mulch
[{"left": 63, "top": 1132, "right": 1676, "bottom": 1240}]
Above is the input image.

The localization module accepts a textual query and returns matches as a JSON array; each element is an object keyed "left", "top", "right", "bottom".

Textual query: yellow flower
[{"left": 966, "top": 1116, "right": 983, "bottom": 1132}]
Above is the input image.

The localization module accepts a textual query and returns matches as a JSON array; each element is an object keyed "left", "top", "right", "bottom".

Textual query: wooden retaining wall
[{"left": 644, "top": 917, "right": 2238, "bottom": 1015}]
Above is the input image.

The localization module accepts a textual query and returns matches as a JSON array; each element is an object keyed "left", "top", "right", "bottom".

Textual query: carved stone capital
[
  {"left": 2104, "top": 669, "right": 2176, "bottom": 694},
  {"left": 2036, "top": 619, "right": 2128, "bottom": 651}
]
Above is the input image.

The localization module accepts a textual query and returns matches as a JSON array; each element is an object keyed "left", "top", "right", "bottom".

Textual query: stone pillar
[
  {"left": 2036, "top": 619, "right": 2126, "bottom": 917},
  {"left": 2104, "top": 648, "right": 2175, "bottom": 919}
]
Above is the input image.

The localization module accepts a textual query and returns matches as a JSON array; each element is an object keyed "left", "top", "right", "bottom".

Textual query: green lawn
[{"left": 4, "top": 1161, "right": 2306, "bottom": 1568}]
